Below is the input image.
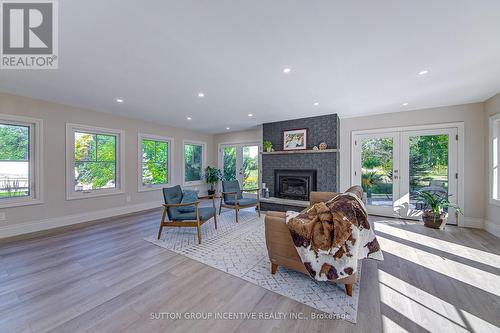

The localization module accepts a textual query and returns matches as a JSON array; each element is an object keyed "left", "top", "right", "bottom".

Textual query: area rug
[{"left": 144, "top": 209, "right": 361, "bottom": 323}]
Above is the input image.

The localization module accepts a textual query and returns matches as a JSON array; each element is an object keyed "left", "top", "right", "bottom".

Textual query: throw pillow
[{"left": 178, "top": 190, "right": 199, "bottom": 213}]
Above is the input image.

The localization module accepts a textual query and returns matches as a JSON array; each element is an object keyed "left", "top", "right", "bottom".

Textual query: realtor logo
[{"left": 1, "top": 0, "right": 58, "bottom": 69}]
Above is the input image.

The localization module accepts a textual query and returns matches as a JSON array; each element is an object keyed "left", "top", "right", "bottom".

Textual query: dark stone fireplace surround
[{"left": 261, "top": 114, "right": 339, "bottom": 211}]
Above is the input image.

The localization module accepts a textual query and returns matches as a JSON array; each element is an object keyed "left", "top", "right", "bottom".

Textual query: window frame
[
  {"left": 66, "top": 123, "right": 125, "bottom": 200},
  {"left": 182, "top": 140, "right": 206, "bottom": 186},
  {"left": 489, "top": 113, "right": 500, "bottom": 206},
  {"left": 0, "top": 113, "right": 43, "bottom": 208},
  {"left": 137, "top": 133, "right": 174, "bottom": 192}
]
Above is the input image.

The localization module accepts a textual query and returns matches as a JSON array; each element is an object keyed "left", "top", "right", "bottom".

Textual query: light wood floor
[{"left": 0, "top": 209, "right": 499, "bottom": 333}]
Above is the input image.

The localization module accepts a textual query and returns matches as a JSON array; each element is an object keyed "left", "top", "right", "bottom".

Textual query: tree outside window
[
  {"left": 142, "top": 139, "right": 168, "bottom": 185},
  {"left": 0, "top": 123, "right": 30, "bottom": 198}
]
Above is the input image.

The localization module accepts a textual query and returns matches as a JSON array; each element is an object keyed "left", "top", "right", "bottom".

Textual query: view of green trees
[
  {"left": 222, "top": 146, "right": 258, "bottom": 190},
  {"left": 361, "top": 135, "right": 449, "bottom": 201},
  {"left": 0, "top": 124, "right": 29, "bottom": 198},
  {"left": 184, "top": 143, "right": 202, "bottom": 182},
  {"left": 74, "top": 132, "right": 116, "bottom": 190},
  {"left": 142, "top": 139, "right": 168, "bottom": 185}
]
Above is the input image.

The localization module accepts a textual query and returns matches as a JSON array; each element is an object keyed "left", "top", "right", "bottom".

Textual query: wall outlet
[
  {"left": 126, "top": 195, "right": 131, "bottom": 203},
  {"left": 0, "top": 212, "right": 5, "bottom": 221}
]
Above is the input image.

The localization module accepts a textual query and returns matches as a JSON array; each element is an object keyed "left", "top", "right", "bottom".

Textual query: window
[
  {"left": 66, "top": 124, "right": 124, "bottom": 199},
  {"left": 490, "top": 114, "right": 500, "bottom": 204},
  {"left": 0, "top": 114, "right": 42, "bottom": 208},
  {"left": 183, "top": 141, "right": 205, "bottom": 185},
  {"left": 138, "top": 134, "right": 172, "bottom": 191}
]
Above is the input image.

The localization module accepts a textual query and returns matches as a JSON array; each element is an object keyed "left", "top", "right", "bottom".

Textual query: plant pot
[
  {"left": 265, "top": 147, "right": 272, "bottom": 153},
  {"left": 422, "top": 211, "right": 448, "bottom": 230},
  {"left": 207, "top": 189, "right": 216, "bottom": 195}
]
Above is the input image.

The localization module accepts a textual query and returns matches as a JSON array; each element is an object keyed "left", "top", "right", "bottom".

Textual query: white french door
[
  {"left": 352, "top": 125, "right": 460, "bottom": 224},
  {"left": 218, "top": 142, "right": 260, "bottom": 192}
]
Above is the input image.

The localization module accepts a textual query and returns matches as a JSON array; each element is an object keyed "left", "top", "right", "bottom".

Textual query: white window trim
[
  {"left": 66, "top": 123, "right": 125, "bottom": 200},
  {"left": 137, "top": 133, "right": 174, "bottom": 192},
  {"left": 182, "top": 140, "right": 206, "bottom": 186},
  {"left": 0, "top": 113, "right": 43, "bottom": 208},
  {"left": 489, "top": 113, "right": 500, "bottom": 206}
]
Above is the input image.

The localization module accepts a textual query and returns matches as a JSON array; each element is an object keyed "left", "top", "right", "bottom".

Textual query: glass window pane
[
  {"left": 142, "top": 139, "right": 155, "bottom": 163},
  {"left": 409, "top": 134, "right": 449, "bottom": 209},
  {"left": 75, "top": 161, "right": 116, "bottom": 191},
  {"left": 74, "top": 132, "right": 96, "bottom": 161},
  {"left": 223, "top": 146, "right": 236, "bottom": 181},
  {"left": 361, "top": 137, "right": 393, "bottom": 207},
  {"left": 0, "top": 123, "right": 30, "bottom": 198},
  {"left": 242, "top": 146, "right": 258, "bottom": 190},
  {"left": 96, "top": 134, "right": 116, "bottom": 162},
  {"left": 184, "top": 144, "right": 202, "bottom": 182}
]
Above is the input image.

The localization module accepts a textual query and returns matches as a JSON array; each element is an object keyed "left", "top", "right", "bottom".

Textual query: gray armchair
[
  {"left": 219, "top": 180, "right": 260, "bottom": 222},
  {"left": 158, "top": 185, "right": 217, "bottom": 244}
]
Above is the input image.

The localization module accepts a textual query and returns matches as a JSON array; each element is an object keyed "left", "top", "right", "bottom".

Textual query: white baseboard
[
  {"left": 462, "top": 217, "right": 485, "bottom": 229},
  {"left": 484, "top": 220, "right": 500, "bottom": 238},
  {"left": 0, "top": 200, "right": 162, "bottom": 239}
]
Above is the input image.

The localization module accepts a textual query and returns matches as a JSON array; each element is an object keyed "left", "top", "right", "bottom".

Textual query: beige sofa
[{"left": 264, "top": 191, "right": 356, "bottom": 296}]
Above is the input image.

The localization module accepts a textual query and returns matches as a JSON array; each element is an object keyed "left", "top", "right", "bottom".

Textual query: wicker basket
[{"left": 422, "top": 211, "right": 448, "bottom": 230}]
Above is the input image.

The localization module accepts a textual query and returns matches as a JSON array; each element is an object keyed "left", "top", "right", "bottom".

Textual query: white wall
[
  {"left": 340, "top": 103, "right": 486, "bottom": 227},
  {"left": 0, "top": 93, "right": 216, "bottom": 238},
  {"left": 484, "top": 92, "right": 500, "bottom": 237},
  {"left": 213, "top": 127, "right": 262, "bottom": 148}
]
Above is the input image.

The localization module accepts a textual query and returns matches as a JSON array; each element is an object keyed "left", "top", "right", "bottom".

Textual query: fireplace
[{"left": 274, "top": 169, "right": 317, "bottom": 201}]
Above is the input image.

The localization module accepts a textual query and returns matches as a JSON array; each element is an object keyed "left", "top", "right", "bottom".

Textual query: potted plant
[
  {"left": 204, "top": 166, "right": 222, "bottom": 195},
  {"left": 263, "top": 140, "right": 273, "bottom": 153},
  {"left": 361, "top": 171, "right": 382, "bottom": 198},
  {"left": 416, "top": 191, "right": 463, "bottom": 229}
]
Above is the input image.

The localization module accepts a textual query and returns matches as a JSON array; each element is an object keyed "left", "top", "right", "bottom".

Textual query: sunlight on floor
[
  {"left": 374, "top": 222, "right": 500, "bottom": 268},
  {"left": 378, "top": 270, "right": 499, "bottom": 332},
  {"left": 376, "top": 233, "right": 500, "bottom": 297}
]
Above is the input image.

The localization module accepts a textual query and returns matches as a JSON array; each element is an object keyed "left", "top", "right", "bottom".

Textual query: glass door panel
[
  {"left": 222, "top": 146, "right": 237, "bottom": 181},
  {"left": 353, "top": 132, "right": 399, "bottom": 217},
  {"left": 242, "top": 145, "right": 259, "bottom": 190}
]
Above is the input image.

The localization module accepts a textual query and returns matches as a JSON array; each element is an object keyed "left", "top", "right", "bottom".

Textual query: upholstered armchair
[
  {"left": 219, "top": 180, "right": 260, "bottom": 222},
  {"left": 158, "top": 185, "right": 217, "bottom": 244}
]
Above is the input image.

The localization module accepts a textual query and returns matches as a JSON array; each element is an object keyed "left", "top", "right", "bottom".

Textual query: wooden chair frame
[
  {"left": 219, "top": 188, "right": 260, "bottom": 222},
  {"left": 157, "top": 194, "right": 218, "bottom": 244}
]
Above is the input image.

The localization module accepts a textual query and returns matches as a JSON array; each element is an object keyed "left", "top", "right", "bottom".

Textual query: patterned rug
[{"left": 144, "top": 209, "right": 361, "bottom": 323}]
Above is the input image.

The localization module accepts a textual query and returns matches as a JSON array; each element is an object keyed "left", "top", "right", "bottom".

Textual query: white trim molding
[
  {"left": 182, "top": 139, "right": 207, "bottom": 186},
  {"left": 137, "top": 133, "right": 174, "bottom": 192},
  {"left": 66, "top": 123, "right": 125, "bottom": 200},
  {"left": 462, "top": 217, "right": 484, "bottom": 229},
  {"left": 0, "top": 113, "right": 44, "bottom": 208},
  {"left": 484, "top": 220, "right": 500, "bottom": 238},
  {"left": 0, "top": 201, "right": 162, "bottom": 239}
]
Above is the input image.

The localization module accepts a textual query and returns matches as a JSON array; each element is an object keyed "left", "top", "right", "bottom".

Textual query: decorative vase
[
  {"left": 266, "top": 147, "right": 272, "bottom": 153},
  {"left": 208, "top": 188, "right": 216, "bottom": 195},
  {"left": 319, "top": 142, "right": 327, "bottom": 150},
  {"left": 422, "top": 211, "right": 448, "bottom": 230}
]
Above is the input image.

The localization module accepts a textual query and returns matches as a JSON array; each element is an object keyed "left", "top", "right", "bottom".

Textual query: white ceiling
[{"left": 1, "top": 0, "right": 500, "bottom": 133}]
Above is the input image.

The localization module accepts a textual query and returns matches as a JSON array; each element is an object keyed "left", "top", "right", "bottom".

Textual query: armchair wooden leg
[
  {"left": 257, "top": 203, "right": 261, "bottom": 217},
  {"left": 271, "top": 263, "right": 278, "bottom": 274},
  {"left": 157, "top": 224, "right": 164, "bottom": 240},
  {"left": 345, "top": 284, "right": 353, "bottom": 297},
  {"left": 218, "top": 197, "right": 223, "bottom": 215},
  {"left": 213, "top": 212, "right": 218, "bottom": 229},
  {"left": 196, "top": 220, "right": 202, "bottom": 244},
  {"left": 235, "top": 206, "right": 239, "bottom": 223}
]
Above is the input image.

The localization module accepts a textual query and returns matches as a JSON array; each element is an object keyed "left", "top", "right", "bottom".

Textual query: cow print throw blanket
[{"left": 286, "top": 187, "right": 384, "bottom": 281}]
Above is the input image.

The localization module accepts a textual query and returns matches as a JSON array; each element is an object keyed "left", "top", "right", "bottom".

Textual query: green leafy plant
[
  {"left": 263, "top": 140, "right": 273, "bottom": 152},
  {"left": 204, "top": 166, "right": 222, "bottom": 192},
  {"left": 416, "top": 191, "right": 463, "bottom": 215}
]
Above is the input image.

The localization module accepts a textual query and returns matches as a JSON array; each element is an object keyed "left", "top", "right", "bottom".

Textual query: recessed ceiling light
[
  {"left": 402, "top": 102, "right": 409, "bottom": 106},
  {"left": 187, "top": 116, "right": 192, "bottom": 120},
  {"left": 283, "top": 68, "right": 291, "bottom": 74},
  {"left": 248, "top": 113, "right": 253, "bottom": 117},
  {"left": 197, "top": 92, "right": 205, "bottom": 98},
  {"left": 418, "top": 70, "right": 429, "bottom": 75},
  {"left": 226, "top": 127, "right": 230, "bottom": 130},
  {"left": 116, "top": 98, "right": 124, "bottom": 103},
  {"left": 313, "top": 102, "right": 319, "bottom": 106}
]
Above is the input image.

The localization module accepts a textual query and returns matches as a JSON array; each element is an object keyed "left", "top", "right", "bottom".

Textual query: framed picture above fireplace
[{"left": 283, "top": 128, "right": 308, "bottom": 150}]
